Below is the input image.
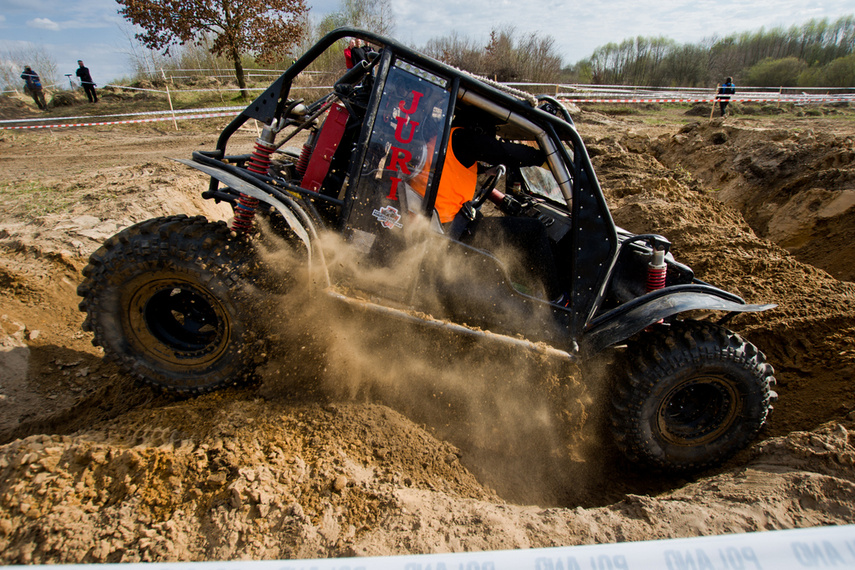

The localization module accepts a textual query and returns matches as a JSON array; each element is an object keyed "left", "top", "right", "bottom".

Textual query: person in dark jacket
[
  {"left": 21, "top": 66, "right": 47, "bottom": 110},
  {"left": 76, "top": 60, "right": 98, "bottom": 103},
  {"left": 344, "top": 39, "right": 376, "bottom": 69},
  {"left": 717, "top": 77, "right": 735, "bottom": 117}
]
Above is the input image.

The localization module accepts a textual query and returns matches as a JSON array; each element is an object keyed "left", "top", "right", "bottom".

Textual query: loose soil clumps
[
  {"left": 0, "top": 105, "right": 854, "bottom": 563},
  {"left": 650, "top": 112, "right": 855, "bottom": 282}
]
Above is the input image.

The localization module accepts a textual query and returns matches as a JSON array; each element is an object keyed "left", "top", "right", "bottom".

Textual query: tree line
[
  {"left": 577, "top": 16, "right": 855, "bottom": 87},
  {"left": 110, "top": 0, "right": 855, "bottom": 92},
  {"left": 3, "top": 2, "right": 852, "bottom": 95}
]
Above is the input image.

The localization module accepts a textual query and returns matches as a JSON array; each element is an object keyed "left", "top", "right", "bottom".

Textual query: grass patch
[
  {"left": 581, "top": 104, "right": 640, "bottom": 116},
  {"left": 0, "top": 181, "right": 80, "bottom": 218}
]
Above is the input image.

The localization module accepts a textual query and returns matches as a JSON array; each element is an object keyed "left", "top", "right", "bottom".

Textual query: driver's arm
[{"left": 452, "top": 128, "right": 544, "bottom": 169}]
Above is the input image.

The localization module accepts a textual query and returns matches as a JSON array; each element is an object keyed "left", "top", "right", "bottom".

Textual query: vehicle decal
[
  {"left": 372, "top": 205, "right": 403, "bottom": 229},
  {"left": 384, "top": 89, "right": 424, "bottom": 201}
]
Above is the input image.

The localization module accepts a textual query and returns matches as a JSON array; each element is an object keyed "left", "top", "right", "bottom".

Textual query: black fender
[
  {"left": 581, "top": 284, "right": 776, "bottom": 354},
  {"left": 173, "top": 158, "right": 331, "bottom": 287}
]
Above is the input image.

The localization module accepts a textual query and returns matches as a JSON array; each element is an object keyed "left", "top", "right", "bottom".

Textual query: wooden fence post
[
  {"left": 161, "top": 68, "right": 178, "bottom": 131},
  {"left": 710, "top": 84, "right": 720, "bottom": 121}
]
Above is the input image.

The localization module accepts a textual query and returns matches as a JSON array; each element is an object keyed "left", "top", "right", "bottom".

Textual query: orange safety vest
[{"left": 411, "top": 127, "right": 478, "bottom": 224}]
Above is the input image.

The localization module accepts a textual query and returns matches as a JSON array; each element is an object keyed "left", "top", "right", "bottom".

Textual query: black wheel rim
[
  {"left": 127, "top": 279, "right": 231, "bottom": 368},
  {"left": 657, "top": 376, "right": 740, "bottom": 446}
]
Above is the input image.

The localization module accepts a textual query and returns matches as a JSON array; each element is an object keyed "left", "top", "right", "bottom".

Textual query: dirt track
[{"left": 1, "top": 94, "right": 854, "bottom": 563}]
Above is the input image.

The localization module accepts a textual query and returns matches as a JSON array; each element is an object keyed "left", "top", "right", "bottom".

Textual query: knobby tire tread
[
  {"left": 77, "top": 215, "right": 266, "bottom": 395},
  {"left": 609, "top": 319, "right": 776, "bottom": 472}
]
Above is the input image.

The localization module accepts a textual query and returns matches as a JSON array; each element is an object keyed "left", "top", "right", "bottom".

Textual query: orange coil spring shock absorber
[
  {"left": 646, "top": 248, "right": 668, "bottom": 292},
  {"left": 231, "top": 139, "right": 273, "bottom": 234}
]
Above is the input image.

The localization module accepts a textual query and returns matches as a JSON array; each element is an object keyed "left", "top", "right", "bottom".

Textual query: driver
[
  {"left": 432, "top": 106, "right": 563, "bottom": 300},
  {"left": 433, "top": 107, "right": 543, "bottom": 224}
]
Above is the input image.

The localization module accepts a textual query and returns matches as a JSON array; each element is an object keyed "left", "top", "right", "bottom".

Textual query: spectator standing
[
  {"left": 344, "top": 39, "right": 376, "bottom": 69},
  {"left": 76, "top": 60, "right": 98, "bottom": 103},
  {"left": 344, "top": 39, "right": 357, "bottom": 69},
  {"left": 717, "top": 77, "right": 735, "bottom": 117},
  {"left": 350, "top": 41, "right": 374, "bottom": 68},
  {"left": 21, "top": 66, "right": 47, "bottom": 111}
]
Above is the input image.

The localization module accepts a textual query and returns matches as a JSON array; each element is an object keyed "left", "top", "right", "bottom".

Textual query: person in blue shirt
[
  {"left": 21, "top": 66, "right": 47, "bottom": 111},
  {"left": 717, "top": 77, "right": 736, "bottom": 117}
]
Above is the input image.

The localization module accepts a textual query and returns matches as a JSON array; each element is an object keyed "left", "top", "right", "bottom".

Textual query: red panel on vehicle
[{"left": 300, "top": 103, "right": 350, "bottom": 192}]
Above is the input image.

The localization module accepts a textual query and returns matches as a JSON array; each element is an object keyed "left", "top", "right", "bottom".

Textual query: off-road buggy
[{"left": 78, "top": 28, "right": 777, "bottom": 472}]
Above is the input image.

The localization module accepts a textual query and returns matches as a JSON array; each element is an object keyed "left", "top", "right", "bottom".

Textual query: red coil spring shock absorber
[
  {"left": 247, "top": 139, "right": 274, "bottom": 176},
  {"left": 231, "top": 139, "right": 274, "bottom": 234},
  {"left": 232, "top": 194, "right": 259, "bottom": 234},
  {"left": 646, "top": 248, "right": 668, "bottom": 292},
  {"left": 295, "top": 143, "right": 312, "bottom": 178},
  {"left": 295, "top": 127, "right": 319, "bottom": 179}
]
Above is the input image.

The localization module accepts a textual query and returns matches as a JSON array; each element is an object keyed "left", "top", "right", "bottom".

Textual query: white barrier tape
[
  {"left": 3, "top": 92, "right": 849, "bottom": 130},
  {"left": 101, "top": 83, "right": 332, "bottom": 95},
  {"left": 0, "top": 111, "right": 240, "bottom": 130},
  {"left": 100, "top": 84, "right": 263, "bottom": 94},
  {"left": 101, "top": 83, "right": 167, "bottom": 93},
  {"left": 9, "top": 525, "right": 855, "bottom": 570}
]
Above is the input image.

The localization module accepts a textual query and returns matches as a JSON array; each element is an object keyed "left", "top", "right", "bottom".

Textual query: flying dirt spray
[{"left": 252, "top": 221, "right": 611, "bottom": 506}]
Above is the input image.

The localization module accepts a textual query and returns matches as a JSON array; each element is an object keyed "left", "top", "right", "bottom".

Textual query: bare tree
[
  {"left": 0, "top": 44, "right": 59, "bottom": 92},
  {"left": 338, "top": 0, "right": 395, "bottom": 35},
  {"left": 423, "top": 31, "right": 484, "bottom": 72},
  {"left": 118, "top": 22, "right": 169, "bottom": 81},
  {"left": 481, "top": 26, "right": 564, "bottom": 82},
  {"left": 298, "top": 0, "right": 396, "bottom": 75},
  {"left": 116, "top": 0, "right": 309, "bottom": 97}
]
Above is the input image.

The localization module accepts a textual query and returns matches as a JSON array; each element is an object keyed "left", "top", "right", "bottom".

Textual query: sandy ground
[{"left": 1, "top": 92, "right": 854, "bottom": 563}]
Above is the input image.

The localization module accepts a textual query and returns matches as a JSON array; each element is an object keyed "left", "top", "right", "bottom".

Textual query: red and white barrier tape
[
  {"left": 559, "top": 96, "right": 854, "bottom": 104},
  {"left": 0, "top": 111, "right": 240, "bottom": 130},
  {"left": 0, "top": 105, "right": 245, "bottom": 125}
]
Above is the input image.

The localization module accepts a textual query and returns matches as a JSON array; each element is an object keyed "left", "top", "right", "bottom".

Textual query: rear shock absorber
[
  {"left": 295, "top": 143, "right": 312, "bottom": 178},
  {"left": 231, "top": 138, "right": 274, "bottom": 234},
  {"left": 646, "top": 247, "right": 668, "bottom": 292},
  {"left": 295, "top": 130, "right": 317, "bottom": 179}
]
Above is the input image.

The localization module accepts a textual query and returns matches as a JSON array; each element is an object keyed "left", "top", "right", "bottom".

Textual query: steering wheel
[{"left": 471, "top": 164, "right": 506, "bottom": 209}]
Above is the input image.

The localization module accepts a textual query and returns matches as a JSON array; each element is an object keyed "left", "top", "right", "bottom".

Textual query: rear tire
[
  {"left": 610, "top": 320, "right": 776, "bottom": 472},
  {"left": 77, "top": 215, "right": 267, "bottom": 395}
]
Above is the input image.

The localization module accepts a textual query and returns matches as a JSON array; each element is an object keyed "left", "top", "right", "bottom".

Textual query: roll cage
[{"left": 188, "top": 26, "right": 772, "bottom": 354}]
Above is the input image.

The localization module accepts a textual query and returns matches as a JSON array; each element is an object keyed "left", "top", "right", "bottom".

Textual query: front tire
[
  {"left": 610, "top": 320, "right": 776, "bottom": 472},
  {"left": 77, "top": 215, "right": 267, "bottom": 395}
]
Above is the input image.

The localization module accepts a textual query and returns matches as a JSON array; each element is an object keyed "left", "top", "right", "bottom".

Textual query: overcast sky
[{"left": 1, "top": 0, "right": 852, "bottom": 87}]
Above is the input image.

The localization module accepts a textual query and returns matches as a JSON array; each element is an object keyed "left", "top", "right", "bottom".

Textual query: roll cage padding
[{"left": 300, "top": 102, "right": 351, "bottom": 192}]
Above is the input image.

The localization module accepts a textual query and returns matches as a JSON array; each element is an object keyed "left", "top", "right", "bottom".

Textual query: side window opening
[{"left": 344, "top": 60, "right": 452, "bottom": 246}]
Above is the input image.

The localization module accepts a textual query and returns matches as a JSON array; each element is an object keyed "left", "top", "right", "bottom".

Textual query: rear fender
[
  {"left": 174, "top": 158, "right": 330, "bottom": 287},
  {"left": 581, "top": 284, "right": 775, "bottom": 354}
]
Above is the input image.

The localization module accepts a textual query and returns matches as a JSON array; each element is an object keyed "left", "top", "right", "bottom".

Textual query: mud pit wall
[
  {"left": 1, "top": 106, "right": 855, "bottom": 563},
  {"left": 648, "top": 105, "right": 855, "bottom": 283},
  {"left": 579, "top": 106, "right": 855, "bottom": 440}
]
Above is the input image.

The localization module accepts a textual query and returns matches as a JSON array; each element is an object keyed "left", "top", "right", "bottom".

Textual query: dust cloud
[{"left": 252, "top": 218, "right": 601, "bottom": 505}]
